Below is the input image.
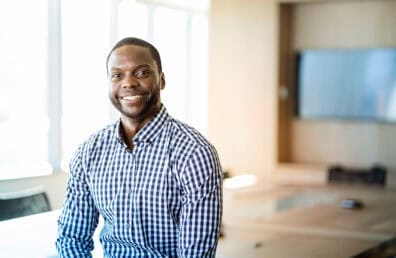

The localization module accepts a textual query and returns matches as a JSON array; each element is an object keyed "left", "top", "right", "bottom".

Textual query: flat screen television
[{"left": 296, "top": 48, "right": 396, "bottom": 122}]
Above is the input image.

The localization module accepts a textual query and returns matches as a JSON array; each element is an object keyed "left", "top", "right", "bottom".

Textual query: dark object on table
[
  {"left": 340, "top": 198, "right": 364, "bottom": 210},
  {"left": 328, "top": 165, "right": 386, "bottom": 187}
]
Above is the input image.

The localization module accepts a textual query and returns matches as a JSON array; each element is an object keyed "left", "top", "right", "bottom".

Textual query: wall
[
  {"left": 289, "top": 0, "right": 396, "bottom": 169},
  {"left": 208, "top": 0, "right": 278, "bottom": 181}
]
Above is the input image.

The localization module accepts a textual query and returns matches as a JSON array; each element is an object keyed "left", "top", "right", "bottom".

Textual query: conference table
[
  {"left": 218, "top": 182, "right": 396, "bottom": 258},
  {"left": 0, "top": 183, "right": 395, "bottom": 258},
  {"left": 0, "top": 209, "right": 103, "bottom": 258}
]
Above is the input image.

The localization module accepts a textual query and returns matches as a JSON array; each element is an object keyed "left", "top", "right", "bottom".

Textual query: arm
[
  {"left": 177, "top": 145, "right": 223, "bottom": 258},
  {"left": 56, "top": 146, "right": 99, "bottom": 258}
]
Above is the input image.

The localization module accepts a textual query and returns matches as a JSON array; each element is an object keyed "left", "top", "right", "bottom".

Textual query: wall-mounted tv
[{"left": 296, "top": 48, "right": 396, "bottom": 122}]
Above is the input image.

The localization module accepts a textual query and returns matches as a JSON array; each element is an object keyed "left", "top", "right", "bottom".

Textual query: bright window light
[
  {"left": 137, "top": 0, "right": 210, "bottom": 12},
  {"left": 224, "top": 175, "right": 258, "bottom": 189},
  {"left": 0, "top": 0, "right": 51, "bottom": 179},
  {"left": 0, "top": 0, "right": 210, "bottom": 179},
  {"left": 61, "top": 0, "right": 112, "bottom": 169}
]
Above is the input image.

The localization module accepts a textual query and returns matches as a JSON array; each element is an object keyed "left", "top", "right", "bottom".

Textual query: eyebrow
[{"left": 110, "top": 64, "right": 152, "bottom": 71}]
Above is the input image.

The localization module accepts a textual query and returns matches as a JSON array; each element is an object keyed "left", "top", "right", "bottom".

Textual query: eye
[
  {"left": 111, "top": 72, "right": 122, "bottom": 80},
  {"left": 135, "top": 69, "right": 152, "bottom": 78}
]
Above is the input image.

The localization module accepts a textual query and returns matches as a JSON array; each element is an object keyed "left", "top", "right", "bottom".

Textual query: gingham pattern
[{"left": 56, "top": 105, "right": 223, "bottom": 258}]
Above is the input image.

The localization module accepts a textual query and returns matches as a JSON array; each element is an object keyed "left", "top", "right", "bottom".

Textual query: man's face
[{"left": 107, "top": 45, "right": 165, "bottom": 121}]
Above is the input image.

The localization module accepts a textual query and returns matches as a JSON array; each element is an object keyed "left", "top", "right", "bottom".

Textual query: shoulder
[
  {"left": 71, "top": 122, "right": 118, "bottom": 165},
  {"left": 167, "top": 117, "right": 213, "bottom": 150},
  {"left": 167, "top": 117, "right": 220, "bottom": 172},
  {"left": 166, "top": 118, "right": 222, "bottom": 194}
]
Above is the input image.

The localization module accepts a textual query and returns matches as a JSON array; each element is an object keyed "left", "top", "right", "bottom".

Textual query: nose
[{"left": 122, "top": 74, "right": 138, "bottom": 89}]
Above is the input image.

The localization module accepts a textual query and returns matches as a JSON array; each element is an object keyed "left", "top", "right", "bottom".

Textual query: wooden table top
[{"left": 219, "top": 183, "right": 396, "bottom": 258}]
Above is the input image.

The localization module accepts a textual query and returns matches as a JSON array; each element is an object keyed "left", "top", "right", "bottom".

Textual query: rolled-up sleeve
[
  {"left": 177, "top": 144, "right": 223, "bottom": 258},
  {"left": 56, "top": 147, "right": 99, "bottom": 258}
]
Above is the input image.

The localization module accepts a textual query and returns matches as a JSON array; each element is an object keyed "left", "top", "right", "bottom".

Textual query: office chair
[
  {"left": 328, "top": 165, "right": 387, "bottom": 187},
  {"left": 0, "top": 187, "right": 51, "bottom": 221}
]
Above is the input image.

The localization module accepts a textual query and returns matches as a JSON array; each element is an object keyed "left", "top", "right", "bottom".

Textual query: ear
[{"left": 160, "top": 72, "right": 166, "bottom": 90}]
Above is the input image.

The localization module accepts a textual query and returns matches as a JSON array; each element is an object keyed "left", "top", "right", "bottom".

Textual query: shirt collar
[{"left": 115, "top": 104, "right": 169, "bottom": 145}]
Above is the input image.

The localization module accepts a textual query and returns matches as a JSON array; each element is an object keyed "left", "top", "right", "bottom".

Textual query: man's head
[
  {"left": 106, "top": 37, "right": 162, "bottom": 74},
  {"left": 107, "top": 37, "right": 165, "bottom": 123}
]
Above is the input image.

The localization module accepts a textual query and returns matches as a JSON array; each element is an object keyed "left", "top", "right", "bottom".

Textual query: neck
[{"left": 120, "top": 104, "right": 161, "bottom": 148}]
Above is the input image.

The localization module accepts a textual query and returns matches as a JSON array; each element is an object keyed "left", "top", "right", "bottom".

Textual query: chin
[
  {"left": 121, "top": 109, "right": 144, "bottom": 119},
  {"left": 121, "top": 105, "right": 152, "bottom": 119}
]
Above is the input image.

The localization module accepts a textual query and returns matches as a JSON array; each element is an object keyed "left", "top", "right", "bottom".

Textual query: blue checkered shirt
[{"left": 56, "top": 105, "right": 223, "bottom": 257}]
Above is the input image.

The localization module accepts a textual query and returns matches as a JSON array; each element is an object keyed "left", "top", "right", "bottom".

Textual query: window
[
  {"left": 0, "top": 0, "right": 209, "bottom": 179},
  {"left": 0, "top": 0, "right": 51, "bottom": 179},
  {"left": 61, "top": 0, "right": 112, "bottom": 168}
]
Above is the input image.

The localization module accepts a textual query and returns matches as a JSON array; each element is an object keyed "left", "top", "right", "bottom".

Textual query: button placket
[
  {"left": 128, "top": 151, "right": 136, "bottom": 195},
  {"left": 126, "top": 149, "right": 137, "bottom": 228}
]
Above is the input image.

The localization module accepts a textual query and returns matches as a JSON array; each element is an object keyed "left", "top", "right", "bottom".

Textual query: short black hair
[{"left": 106, "top": 37, "right": 162, "bottom": 73}]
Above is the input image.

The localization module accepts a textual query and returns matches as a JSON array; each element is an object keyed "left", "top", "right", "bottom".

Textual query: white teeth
[{"left": 123, "top": 95, "right": 142, "bottom": 100}]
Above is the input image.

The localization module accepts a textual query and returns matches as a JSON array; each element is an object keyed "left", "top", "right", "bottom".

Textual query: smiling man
[{"left": 56, "top": 37, "right": 223, "bottom": 258}]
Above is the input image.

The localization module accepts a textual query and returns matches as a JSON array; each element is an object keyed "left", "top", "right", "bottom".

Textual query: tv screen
[{"left": 296, "top": 48, "right": 396, "bottom": 122}]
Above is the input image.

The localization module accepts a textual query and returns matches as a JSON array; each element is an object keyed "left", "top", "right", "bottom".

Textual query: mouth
[
  {"left": 121, "top": 95, "right": 144, "bottom": 101},
  {"left": 120, "top": 94, "right": 146, "bottom": 105}
]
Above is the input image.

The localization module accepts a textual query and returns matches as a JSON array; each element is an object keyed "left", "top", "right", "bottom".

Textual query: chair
[
  {"left": 0, "top": 187, "right": 51, "bottom": 221},
  {"left": 328, "top": 165, "right": 387, "bottom": 187}
]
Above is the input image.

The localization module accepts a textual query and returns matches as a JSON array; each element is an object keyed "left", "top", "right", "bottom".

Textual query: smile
[{"left": 121, "top": 95, "right": 144, "bottom": 101}]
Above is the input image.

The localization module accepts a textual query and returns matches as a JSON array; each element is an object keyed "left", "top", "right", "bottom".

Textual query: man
[{"left": 56, "top": 37, "right": 223, "bottom": 257}]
